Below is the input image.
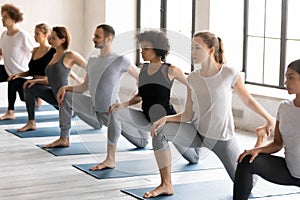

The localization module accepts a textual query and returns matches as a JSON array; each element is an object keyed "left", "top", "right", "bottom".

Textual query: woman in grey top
[{"left": 41, "top": 26, "right": 86, "bottom": 148}]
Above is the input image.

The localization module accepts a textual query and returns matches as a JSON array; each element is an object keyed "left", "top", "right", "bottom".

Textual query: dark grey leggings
[
  {"left": 23, "top": 84, "right": 58, "bottom": 120},
  {"left": 233, "top": 154, "right": 300, "bottom": 200}
]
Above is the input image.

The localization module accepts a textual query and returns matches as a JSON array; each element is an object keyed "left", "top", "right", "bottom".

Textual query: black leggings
[
  {"left": 0, "top": 65, "right": 26, "bottom": 110},
  {"left": 233, "top": 154, "right": 300, "bottom": 200},
  {"left": 7, "top": 77, "right": 26, "bottom": 110},
  {"left": 0, "top": 64, "right": 8, "bottom": 82}
]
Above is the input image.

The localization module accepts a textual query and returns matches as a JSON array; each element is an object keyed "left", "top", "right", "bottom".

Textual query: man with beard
[{"left": 43, "top": 24, "right": 148, "bottom": 148}]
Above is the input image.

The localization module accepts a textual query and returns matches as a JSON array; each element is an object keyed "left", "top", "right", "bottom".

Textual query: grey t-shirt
[{"left": 87, "top": 53, "right": 131, "bottom": 112}]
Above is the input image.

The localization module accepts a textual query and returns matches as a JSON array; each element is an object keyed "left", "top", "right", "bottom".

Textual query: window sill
[{"left": 245, "top": 84, "right": 294, "bottom": 101}]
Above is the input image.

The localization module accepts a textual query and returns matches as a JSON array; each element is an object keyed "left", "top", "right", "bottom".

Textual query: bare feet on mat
[
  {"left": 0, "top": 111, "right": 15, "bottom": 120},
  {"left": 144, "top": 184, "right": 174, "bottom": 198},
  {"left": 35, "top": 98, "right": 43, "bottom": 109},
  {"left": 17, "top": 121, "right": 37, "bottom": 132},
  {"left": 89, "top": 160, "right": 116, "bottom": 171},
  {"left": 43, "top": 138, "right": 70, "bottom": 148}
]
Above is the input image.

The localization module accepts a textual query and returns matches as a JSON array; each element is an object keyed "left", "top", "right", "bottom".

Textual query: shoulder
[
  {"left": 18, "top": 29, "right": 31, "bottom": 38},
  {"left": 65, "top": 50, "right": 82, "bottom": 59},
  {"left": 279, "top": 100, "right": 292, "bottom": 109},
  {"left": 222, "top": 65, "right": 239, "bottom": 75}
]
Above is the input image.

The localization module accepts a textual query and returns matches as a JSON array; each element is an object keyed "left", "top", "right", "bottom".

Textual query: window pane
[
  {"left": 265, "top": 0, "right": 281, "bottom": 38},
  {"left": 263, "top": 38, "right": 280, "bottom": 85},
  {"left": 246, "top": 37, "right": 264, "bottom": 83},
  {"left": 167, "top": 0, "right": 192, "bottom": 73},
  {"left": 248, "top": 0, "right": 265, "bottom": 36},
  {"left": 140, "top": 0, "right": 160, "bottom": 29},
  {"left": 166, "top": 30, "right": 192, "bottom": 73},
  {"left": 287, "top": 0, "right": 300, "bottom": 39},
  {"left": 286, "top": 40, "right": 300, "bottom": 68}
]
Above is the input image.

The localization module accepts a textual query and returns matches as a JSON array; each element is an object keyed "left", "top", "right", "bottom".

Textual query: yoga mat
[
  {"left": 0, "top": 104, "right": 57, "bottom": 113},
  {"left": 121, "top": 178, "right": 300, "bottom": 200},
  {"left": 0, "top": 114, "right": 58, "bottom": 125},
  {"left": 73, "top": 154, "right": 223, "bottom": 179},
  {"left": 121, "top": 180, "right": 232, "bottom": 200},
  {"left": 38, "top": 140, "right": 150, "bottom": 156},
  {"left": 6, "top": 126, "right": 101, "bottom": 138}
]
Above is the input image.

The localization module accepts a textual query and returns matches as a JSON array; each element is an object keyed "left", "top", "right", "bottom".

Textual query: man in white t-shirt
[{"left": 0, "top": 3, "right": 34, "bottom": 120}]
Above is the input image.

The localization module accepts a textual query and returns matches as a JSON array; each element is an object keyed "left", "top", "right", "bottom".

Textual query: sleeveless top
[
  {"left": 138, "top": 63, "right": 176, "bottom": 122},
  {"left": 28, "top": 47, "right": 56, "bottom": 76},
  {"left": 45, "top": 52, "right": 71, "bottom": 96}
]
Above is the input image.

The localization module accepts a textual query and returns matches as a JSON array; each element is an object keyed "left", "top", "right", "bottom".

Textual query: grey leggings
[
  {"left": 152, "top": 122, "right": 241, "bottom": 180},
  {"left": 109, "top": 108, "right": 200, "bottom": 163},
  {"left": 59, "top": 92, "right": 102, "bottom": 138},
  {"left": 233, "top": 154, "right": 300, "bottom": 200},
  {"left": 59, "top": 92, "right": 148, "bottom": 148}
]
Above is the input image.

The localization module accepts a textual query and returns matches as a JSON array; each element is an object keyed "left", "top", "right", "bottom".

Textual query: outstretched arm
[{"left": 234, "top": 74, "right": 276, "bottom": 146}]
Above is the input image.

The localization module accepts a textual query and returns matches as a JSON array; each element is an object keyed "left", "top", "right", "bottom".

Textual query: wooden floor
[{"left": 0, "top": 104, "right": 300, "bottom": 200}]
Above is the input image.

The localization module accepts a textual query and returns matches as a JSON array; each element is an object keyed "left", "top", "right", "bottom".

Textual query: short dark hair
[{"left": 96, "top": 24, "right": 115, "bottom": 38}]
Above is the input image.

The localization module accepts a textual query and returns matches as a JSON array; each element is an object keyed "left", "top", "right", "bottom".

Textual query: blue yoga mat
[
  {"left": 38, "top": 140, "right": 150, "bottom": 156},
  {"left": 73, "top": 154, "right": 223, "bottom": 179},
  {"left": 0, "top": 104, "right": 57, "bottom": 113},
  {"left": 0, "top": 114, "right": 58, "bottom": 125},
  {"left": 121, "top": 178, "right": 300, "bottom": 200},
  {"left": 6, "top": 126, "right": 101, "bottom": 138}
]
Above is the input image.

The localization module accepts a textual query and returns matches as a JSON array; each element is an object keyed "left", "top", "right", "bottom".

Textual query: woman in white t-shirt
[
  {"left": 233, "top": 59, "right": 300, "bottom": 200},
  {"left": 143, "top": 31, "right": 276, "bottom": 198},
  {"left": 0, "top": 3, "right": 34, "bottom": 120}
]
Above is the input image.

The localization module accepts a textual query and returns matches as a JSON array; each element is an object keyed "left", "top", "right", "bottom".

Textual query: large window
[
  {"left": 244, "top": 0, "right": 300, "bottom": 88},
  {"left": 136, "top": 0, "right": 195, "bottom": 73}
]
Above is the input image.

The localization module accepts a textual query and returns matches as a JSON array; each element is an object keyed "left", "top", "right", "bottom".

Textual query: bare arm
[
  {"left": 109, "top": 93, "right": 142, "bottom": 113},
  {"left": 69, "top": 70, "right": 85, "bottom": 85},
  {"left": 63, "top": 51, "right": 87, "bottom": 69},
  {"left": 233, "top": 74, "right": 276, "bottom": 135},
  {"left": 238, "top": 121, "right": 284, "bottom": 163},
  {"left": 127, "top": 65, "right": 139, "bottom": 80}
]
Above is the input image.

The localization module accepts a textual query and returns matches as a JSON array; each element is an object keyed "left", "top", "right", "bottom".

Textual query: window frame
[{"left": 243, "top": 0, "right": 288, "bottom": 89}]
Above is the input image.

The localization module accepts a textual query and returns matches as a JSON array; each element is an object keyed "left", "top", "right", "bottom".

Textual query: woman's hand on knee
[{"left": 151, "top": 117, "right": 167, "bottom": 137}]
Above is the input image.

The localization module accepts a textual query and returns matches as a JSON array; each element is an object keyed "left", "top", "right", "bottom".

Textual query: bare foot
[
  {"left": 0, "top": 112, "right": 15, "bottom": 120},
  {"left": 35, "top": 98, "right": 43, "bottom": 109},
  {"left": 43, "top": 138, "right": 70, "bottom": 148},
  {"left": 17, "top": 122, "right": 37, "bottom": 132},
  {"left": 144, "top": 184, "right": 174, "bottom": 198},
  {"left": 255, "top": 128, "right": 268, "bottom": 147},
  {"left": 89, "top": 160, "right": 116, "bottom": 171}
]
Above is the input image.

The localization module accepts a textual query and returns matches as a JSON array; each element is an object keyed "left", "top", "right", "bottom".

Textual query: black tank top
[
  {"left": 138, "top": 63, "right": 176, "bottom": 122},
  {"left": 28, "top": 48, "right": 56, "bottom": 76}
]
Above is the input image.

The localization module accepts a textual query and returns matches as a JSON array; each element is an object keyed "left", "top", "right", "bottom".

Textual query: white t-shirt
[
  {"left": 277, "top": 100, "right": 300, "bottom": 178},
  {"left": 0, "top": 29, "right": 34, "bottom": 75},
  {"left": 188, "top": 65, "right": 239, "bottom": 140}
]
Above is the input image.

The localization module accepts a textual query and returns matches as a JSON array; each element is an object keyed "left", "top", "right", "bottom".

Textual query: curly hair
[
  {"left": 1, "top": 3, "right": 23, "bottom": 23},
  {"left": 137, "top": 30, "right": 170, "bottom": 60}
]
